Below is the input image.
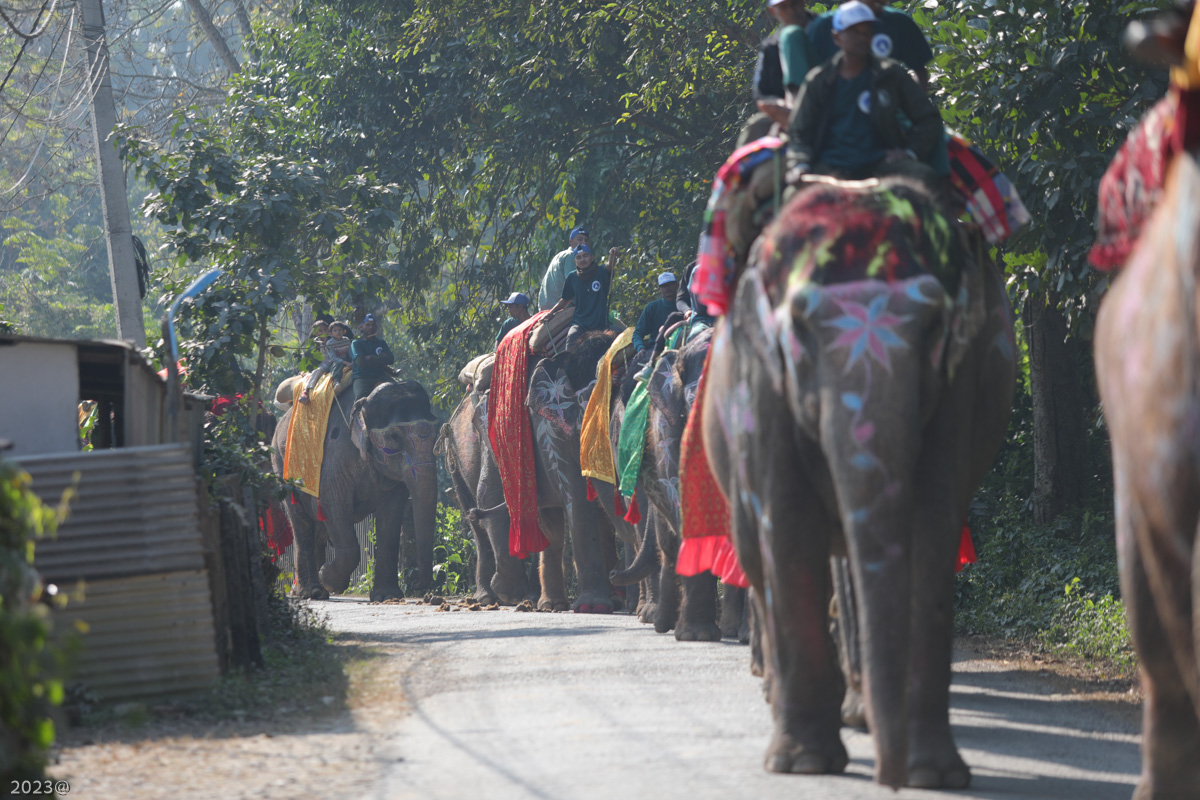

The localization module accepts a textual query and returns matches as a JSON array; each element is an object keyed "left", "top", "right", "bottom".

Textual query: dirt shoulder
[
  {"left": 48, "top": 632, "right": 415, "bottom": 800},
  {"left": 957, "top": 635, "right": 1142, "bottom": 711}
]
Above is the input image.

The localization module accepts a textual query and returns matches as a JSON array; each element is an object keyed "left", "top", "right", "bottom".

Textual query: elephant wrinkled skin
[
  {"left": 1095, "top": 153, "right": 1200, "bottom": 800},
  {"left": 702, "top": 178, "right": 1015, "bottom": 789},
  {"left": 271, "top": 380, "right": 439, "bottom": 601}
]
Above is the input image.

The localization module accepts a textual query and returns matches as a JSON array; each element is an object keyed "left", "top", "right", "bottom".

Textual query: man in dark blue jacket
[{"left": 632, "top": 272, "right": 679, "bottom": 353}]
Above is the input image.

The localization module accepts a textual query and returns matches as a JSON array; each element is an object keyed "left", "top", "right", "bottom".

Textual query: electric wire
[
  {"left": 0, "top": 0, "right": 50, "bottom": 97},
  {"left": 0, "top": 0, "right": 59, "bottom": 40},
  {"left": 2, "top": 6, "right": 75, "bottom": 194}
]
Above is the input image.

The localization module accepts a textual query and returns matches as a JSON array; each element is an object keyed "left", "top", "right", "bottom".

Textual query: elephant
[
  {"left": 636, "top": 327, "right": 727, "bottom": 642},
  {"left": 271, "top": 380, "right": 439, "bottom": 601},
  {"left": 1094, "top": 152, "right": 1200, "bottom": 800},
  {"left": 442, "top": 332, "right": 622, "bottom": 613},
  {"left": 701, "top": 177, "right": 1015, "bottom": 789},
  {"left": 525, "top": 331, "right": 624, "bottom": 612},
  {"left": 442, "top": 391, "right": 536, "bottom": 605}
]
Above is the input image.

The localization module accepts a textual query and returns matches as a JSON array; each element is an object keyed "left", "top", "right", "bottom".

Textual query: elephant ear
[
  {"left": 648, "top": 350, "right": 684, "bottom": 424},
  {"left": 350, "top": 396, "right": 371, "bottom": 460}
]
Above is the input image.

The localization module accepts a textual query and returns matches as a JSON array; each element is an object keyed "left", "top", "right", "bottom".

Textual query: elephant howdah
[{"left": 702, "top": 176, "right": 1015, "bottom": 789}]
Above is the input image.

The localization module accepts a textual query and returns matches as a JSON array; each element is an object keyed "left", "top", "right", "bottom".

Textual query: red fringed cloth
[
  {"left": 956, "top": 525, "right": 977, "bottom": 573},
  {"left": 260, "top": 499, "right": 294, "bottom": 558},
  {"left": 676, "top": 346, "right": 749, "bottom": 588},
  {"left": 1091, "top": 92, "right": 1180, "bottom": 271},
  {"left": 488, "top": 310, "right": 552, "bottom": 559}
]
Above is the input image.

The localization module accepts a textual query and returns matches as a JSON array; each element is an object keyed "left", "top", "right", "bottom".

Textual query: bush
[
  {"left": 432, "top": 504, "right": 474, "bottom": 596},
  {"left": 0, "top": 459, "right": 70, "bottom": 783},
  {"left": 1040, "top": 578, "right": 1134, "bottom": 670}
]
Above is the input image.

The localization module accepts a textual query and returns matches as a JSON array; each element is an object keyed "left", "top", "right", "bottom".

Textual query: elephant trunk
[
  {"left": 823, "top": 388, "right": 920, "bottom": 789},
  {"left": 610, "top": 512, "right": 659, "bottom": 585},
  {"left": 409, "top": 452, "right": 438, "bottom": 595}
]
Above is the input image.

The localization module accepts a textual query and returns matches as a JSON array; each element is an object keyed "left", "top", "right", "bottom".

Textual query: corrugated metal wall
[{"left": 19, "top": 444, "right": 220, "bottom": 701}]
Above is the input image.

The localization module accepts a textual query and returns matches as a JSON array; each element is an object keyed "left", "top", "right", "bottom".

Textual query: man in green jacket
[
  {"left": 495, "top": 292, "right": 531, "bottom": 347},
  {"left": 787, "top": 1, "right": 940, "bottom": 187}
]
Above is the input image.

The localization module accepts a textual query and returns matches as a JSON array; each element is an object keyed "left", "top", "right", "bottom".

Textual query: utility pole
[{"left": 80, "top": 0, "right": 145, "bottom": 346}]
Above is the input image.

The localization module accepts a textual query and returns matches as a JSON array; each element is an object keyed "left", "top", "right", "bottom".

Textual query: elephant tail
[
  {"left": 466, "top": 502, "right": 507, "bottom": 526},
  {"left": 610, "top": 513, "right": 659, "bottom": 585}
]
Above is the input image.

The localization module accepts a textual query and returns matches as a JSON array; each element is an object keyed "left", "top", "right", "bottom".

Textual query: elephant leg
[
  {"left": 537, "top": 508, "right": 569, "bottom": 612},
  {"left": 370, "top": 493, "right": 405, "bottom": 601},
  {"left": 289, "top": 503, "right": 327, "bottom": 600},
  {"left": 654, "top": 557, "right": 681, "bottom": 634},
  {"left": 676, "top": 572, "right": 721, "bottom": 642},
  {"left": 565, "top": 494, "right": 616, "bottom": 614},
  {"left": 720, "top": 585, "right": 746, "bottom": 640},
  {"left": 831, "top": 557, "right": 867, "bottom": 730},
  {"left": 472, "top": 523, "right": 499, "bottom": 604},
  {"left": 759, "top": 466, "right": 846, "bottom": 776},
  {"left": 1120, "top": 483, "right": 1200, "bottom": 800},
  {"left": 318, "top": 506, "right": 361, "bottom": 596},
  {"left": 597, "top": 511, "right": 624, "bottom": 611}
]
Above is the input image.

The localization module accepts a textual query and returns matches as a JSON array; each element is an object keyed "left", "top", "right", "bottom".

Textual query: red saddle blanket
[{"left": 487, "top": 311, "right": 551, "bottom": 559}]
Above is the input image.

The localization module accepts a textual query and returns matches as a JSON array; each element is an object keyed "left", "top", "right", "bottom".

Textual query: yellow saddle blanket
[
  {"left": 579, "top": 327, "right": 636, "bottom": 485},
  {"left": 283, "top": 373, "right": 336, "bottom": 498}
]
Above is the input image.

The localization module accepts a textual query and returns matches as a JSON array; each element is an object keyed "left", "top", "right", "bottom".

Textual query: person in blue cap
[
  {"left": 495, "top": 291, "right": 532, "bottom": 347},
  {"left": 537, "top": 226, "right": 590, "bottom": 311},
  {"left": 632, "top": 272, "right": 680, "bottom": 353},
  {"left": 787, "top": 1, "right": 940, "bottom": 187},
  {"left": 547, "top": 243, "right": 621, "bottom": 349},
  {"left": 349, "top": 313, "right": 396, "bottom": 402}
]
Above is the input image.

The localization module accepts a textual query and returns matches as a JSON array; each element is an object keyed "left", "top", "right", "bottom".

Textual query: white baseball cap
[
  {"left": 833, "top": 0, "right": 876, "bottom": 32},
  {"left": 657, "top": 272, "right": 677, "bottom": 286},
  {"left": 767, "top": 0, "right": 789, "bottom": 6}
]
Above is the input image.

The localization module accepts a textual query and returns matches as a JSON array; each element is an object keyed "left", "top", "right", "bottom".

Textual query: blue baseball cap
[
  {"left": 569, "top": 226, "right": 589, "bottom": 240},
  {"left": 500, "top": 292, "right": 530, "bottom": 306},
  {"left": 573, "top": 243, "right": 593, "bottom": 255}
]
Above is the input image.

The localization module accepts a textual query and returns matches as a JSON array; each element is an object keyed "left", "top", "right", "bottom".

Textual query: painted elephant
[
  {"left": 702, "top": 178, "right": 1015, "bottom": 788},
  {"left": 1095, "top": 152, "right": 1200, "bottom": 800},
  {"left": 526, "top": 331, "right": 623, "bottom": 612},
  {"left": 271, "top": 380, "right": 439, "bottom": 601},
  {"left": 443, "top": 333, "right": 621, "bottom": 613},
  {"left": 637, "top": 327, "right": 726, "bottom": 641}
]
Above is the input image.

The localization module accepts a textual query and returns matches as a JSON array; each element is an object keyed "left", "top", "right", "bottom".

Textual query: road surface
[{"left": 318, "top": 597, "right": 1142, "bottom": 800}]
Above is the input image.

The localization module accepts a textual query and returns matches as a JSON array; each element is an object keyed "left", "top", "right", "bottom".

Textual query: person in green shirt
[
  {"left": 537, "top": 227, "right": 589, "bottom": 311},
  {"left": 495, "top": 292, "right": 532, "bottom": 347},
  {"left": 350, "top": 314, "right": 396, "bottom": 402}
]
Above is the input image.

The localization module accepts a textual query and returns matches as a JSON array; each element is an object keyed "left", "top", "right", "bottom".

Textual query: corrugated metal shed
[{"left": 19, "top": 443, "right": 220, "bottom": 701}]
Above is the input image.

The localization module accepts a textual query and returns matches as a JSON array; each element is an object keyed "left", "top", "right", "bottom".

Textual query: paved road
[{"left": 318, "top": 597, "right": 1141, "bottom": 800}]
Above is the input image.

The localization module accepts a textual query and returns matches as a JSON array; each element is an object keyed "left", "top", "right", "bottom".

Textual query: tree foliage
[
  {"left": 922, "top": 0, "right": 1168, "bottom": 325},
  {"left": 121, "top": 0, "right": 772, "bottom": 399}
]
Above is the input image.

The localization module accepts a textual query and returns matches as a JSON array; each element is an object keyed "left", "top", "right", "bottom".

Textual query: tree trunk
[
  {"left": 1026, "top": 294, "right": 1087, "bottom": 523},
  {"left": 233, "top": 0, "right": 253, "bottom": 38},
  {"left": 184, "top": 0, "right": 241, "bottom": 74}
]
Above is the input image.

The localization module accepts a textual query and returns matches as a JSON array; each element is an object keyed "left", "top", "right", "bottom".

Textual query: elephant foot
[
  {"left": 473, "top": 586, "right": 500, "bottom": 605},
  {"left": 610, "top": 587, "right": 626, "bottom": 612},
  {"left": 907, "top": 736, "right": 970, "bottom": 790},
  {"left": 572, "top": 591, "right": 614, "bottom": 614},
  {"left": 491, "top": 572, "right": 529, "bottom": 605},
  {"left": 636, "top": 601, "right": 657, "bottom": 625},
  {"left": 408, "top": 579, "right": 432, "bottom": 599},
  {"left": 538, "top": 595, "right": 570, "bottom": 613},
  {"left": 906, "top": 766, "right": 971, "bottom": 791},
  {"left": 296, "top": 584, "right": 329, "bottom": 601},
  {"left": 318, "top": 565, "right": 352, "bottom": 596},
  {"left": 674, "top": 621, "right": 722, "bottom": 642},
  {"left": 841, "top": 687, "right": 867, "bottom": 730},
  {"left": 370, "top": 583, "right": 404, "bottom": 603},
  {"left": 1132, "top": 775, "right": 1200, "bottom": 800},
  {"left": 764, "top": 732, "right": 848, "bottom": 776}
]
